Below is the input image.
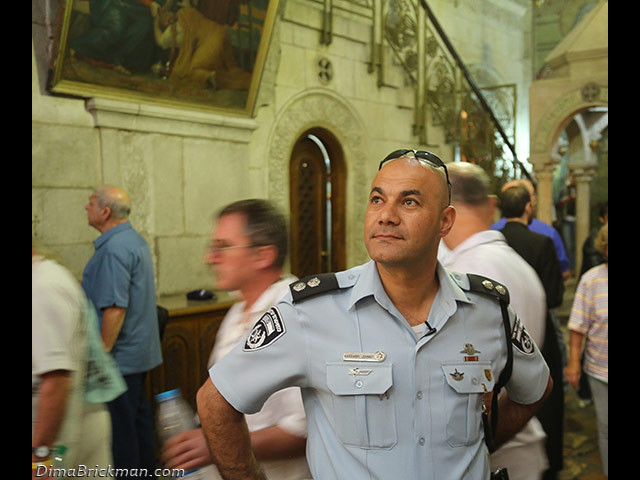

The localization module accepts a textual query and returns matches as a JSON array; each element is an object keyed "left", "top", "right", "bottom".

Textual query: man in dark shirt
[
  {"left": 498, "top": 184, "right": 565, "bottom": 480},
  {"left": 499, "top": 185, "right": 564, "bottom": 310}
]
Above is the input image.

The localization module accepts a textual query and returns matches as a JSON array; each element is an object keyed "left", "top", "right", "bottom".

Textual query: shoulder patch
[
  {"left": 243, "top": 307, "right": 286, "bottom": 351},
  {"left": 289, "top": 273, "right": 339, "bottom": 303},
  {"left": 511, "top": 316, "right": 535, "bottom": 355},
  {"left": 466, "top": 273, "right": 510, "bottom": 305}
]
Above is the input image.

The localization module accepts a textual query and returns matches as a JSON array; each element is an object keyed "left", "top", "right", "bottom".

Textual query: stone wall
[{"left": 32, "top": 0, "right": 534, "bottom": 294}]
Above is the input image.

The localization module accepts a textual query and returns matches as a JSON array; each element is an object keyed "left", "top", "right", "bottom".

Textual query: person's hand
[
  {"left": 564, "top": 362, "right": 582, "bottom": 390},
  {"left": 161, "top": 428, "right": 213, "bottom": 471}
]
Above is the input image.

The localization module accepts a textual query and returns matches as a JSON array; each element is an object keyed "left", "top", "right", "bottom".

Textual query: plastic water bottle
[
  {"left": 33, "top": 445, "right": 67, "bottom": 479},
  {"left": 156, "top": 389, "right": 206, "bottom": 479},
  {"left": 53, "top": 445, "right": 67, "bottom": 478}
]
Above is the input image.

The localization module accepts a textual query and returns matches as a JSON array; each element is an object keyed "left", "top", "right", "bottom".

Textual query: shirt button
[
  {"left": 418, "top": 437, "right": 425, "bottom": 445},
  {"left": 416, "top": 391, "right": 423, "bottom": 400},
  {"left": 355, "top": 380, "right": 364, "bottom": 388}
]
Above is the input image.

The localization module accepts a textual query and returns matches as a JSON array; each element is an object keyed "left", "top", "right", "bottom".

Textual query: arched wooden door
[{"left": 289, "top": 128, "right": 346, "bottom": 278}]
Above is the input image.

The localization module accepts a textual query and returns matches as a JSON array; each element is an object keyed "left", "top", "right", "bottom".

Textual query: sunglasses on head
[{"left": 378, "top": 149, "right": 452, "bottom": 205}]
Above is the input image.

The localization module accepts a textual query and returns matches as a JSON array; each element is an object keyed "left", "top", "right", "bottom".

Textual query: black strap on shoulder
[
  {"left": 488, "top": 298, "right": 513, "bottom": 452},
  {"left": 466, "top": 274, "right": 513, "bottom": 453},
  {"left": 289, "top": 273, "right": 339, "bottom": 303}
]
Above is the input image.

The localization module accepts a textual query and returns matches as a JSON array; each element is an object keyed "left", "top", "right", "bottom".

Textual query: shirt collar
[
  {"left": 347, "top": 260, "right": 380, "bottom": 310},
  {"left": 347, "top": 259, "right": 472, "bottom": 312},
  {"left": 94, "top": 221, "right": 132, "bottom": 249},
  {"left": 442, "top": 230, "right": 507, "bottom": 261}
]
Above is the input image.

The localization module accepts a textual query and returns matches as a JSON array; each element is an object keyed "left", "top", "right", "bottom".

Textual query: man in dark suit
[
  {"left": 499, "top": 184, "right": 565, "bottom": 480},
  {"left": 499, "top": 185, "right": 564, "bottom": 309}
]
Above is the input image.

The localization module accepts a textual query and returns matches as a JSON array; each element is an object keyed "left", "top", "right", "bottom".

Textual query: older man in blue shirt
[
  {"left": 82, "top": 185, "right": 162, "bottom": 479},
  {"left": 197, "top": 152, "right": 553, "bottom": 480}
]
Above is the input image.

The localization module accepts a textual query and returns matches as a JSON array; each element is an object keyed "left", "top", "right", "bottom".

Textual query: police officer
[{"left": 197, "top": 150, "right": 553, "bottom": 480}]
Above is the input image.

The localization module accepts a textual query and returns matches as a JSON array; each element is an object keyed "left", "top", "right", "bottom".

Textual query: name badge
[{"left": 343, "top": 351, "right": 386, "bottom": 362}]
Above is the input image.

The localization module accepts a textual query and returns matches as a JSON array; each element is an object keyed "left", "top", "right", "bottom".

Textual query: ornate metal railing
[
  {"left": 379, "top": 0, "right": 532, "bottom": 186},
  {"left": 418, "top": 0, "right": 532, "bottom": 186},
  {"left": 318, "top": 0, "right": 532, "bottom": 187}
]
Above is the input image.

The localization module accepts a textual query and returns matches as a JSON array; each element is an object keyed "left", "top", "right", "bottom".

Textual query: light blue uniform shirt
[
  {"left": 210, "top": 260, "right": 549, "bottom": 480},
  {"left": 82, "top": 221, "right": 162, "bottom": 375}
]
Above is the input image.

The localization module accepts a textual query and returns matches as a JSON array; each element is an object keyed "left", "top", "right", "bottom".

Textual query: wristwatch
[{"left": 32, "top": 446, "right": 51, "bottom": 459}]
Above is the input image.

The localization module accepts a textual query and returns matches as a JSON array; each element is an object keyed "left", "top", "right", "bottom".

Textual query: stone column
[
  {"left": 531, "top": 154, "right": 558, "bottom": 226},
  {"left": 569, "top": 164, "right": 596, "bottom": 275}
]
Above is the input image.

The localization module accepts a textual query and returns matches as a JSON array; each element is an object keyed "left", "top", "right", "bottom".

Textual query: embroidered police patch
[
  {"left": 243, "top": 307, "right": 286, "bottom": 352},
  {"left": 511, "top": 316, "right": 535, "bottom": 355}
]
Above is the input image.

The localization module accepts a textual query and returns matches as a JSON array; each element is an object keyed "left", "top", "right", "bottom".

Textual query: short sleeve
[
  {"left": 249, "top": 387, "right": 307, "bottom": 438},
  {"left": 504, "top": 307, "right": 550, "bottom": 405},
  {"left": 567, "top": 275, "right": 594, "bottom": 336},
  {"left": 32, "top": 264, "right": 83, "bottom": 376},
  {"left": 90, "top": 250, "right": 131, "bottom": 311},
  {"left": 209, "top": 303, "right": 308, "bottom": 414}
]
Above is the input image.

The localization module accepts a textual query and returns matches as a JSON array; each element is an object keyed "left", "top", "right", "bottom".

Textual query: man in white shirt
[
  {"left": 162, "top": 199, "right": 311, "bottom": 479},
  {"left": 439, "top": 162, "right": 549, "bottom": 480},
  {"left": 32, "top": 248, "right": 112, "bottom": 478}
]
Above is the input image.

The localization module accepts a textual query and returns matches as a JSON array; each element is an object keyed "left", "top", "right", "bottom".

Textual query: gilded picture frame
[{"left": 50, "top": 0, "right": 280, "bottom": 116}]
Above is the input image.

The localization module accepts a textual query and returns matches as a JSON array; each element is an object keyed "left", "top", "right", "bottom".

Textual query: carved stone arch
[
  {"left": 528, "top": 82, "right": 607, "bottom": 227},
  {"left": 530, "top": 84, "right": 608, "bottom": 161},
  {"left": 266, "top": 89, "right": 369, "bottom": 267}
]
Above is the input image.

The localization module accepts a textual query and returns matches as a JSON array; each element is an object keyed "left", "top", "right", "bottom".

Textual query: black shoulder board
[
  {"left": 289, "top": 273, "right": 339, "bottom": 303},
  {"left": 466, "top": 273, "right": 510, "bottom": 305}
]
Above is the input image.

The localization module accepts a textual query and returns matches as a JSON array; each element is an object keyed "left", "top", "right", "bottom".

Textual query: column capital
[
  {"left": 529, "top": 152, "right": 559, "bottom": 174},
  {"left": 568, "top": 162, "right": 598, "bottom": 182}
]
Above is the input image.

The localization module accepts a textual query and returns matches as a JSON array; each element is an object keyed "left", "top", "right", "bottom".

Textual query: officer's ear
[{"left": 439, "top": 205, "right": 456, "bottom": 238}]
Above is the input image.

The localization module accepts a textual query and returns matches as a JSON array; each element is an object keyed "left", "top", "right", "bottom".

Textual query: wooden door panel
[{"left": 290, "top": 138, "right": 327, "bottom": 278}]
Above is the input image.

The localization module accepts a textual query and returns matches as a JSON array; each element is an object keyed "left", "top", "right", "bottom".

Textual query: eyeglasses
[
  {"left": 208, "top": 244, "right": 259, "bottom": 254},
  {"left": 378, "top": 149, "right": 452, "bottom": 205}
]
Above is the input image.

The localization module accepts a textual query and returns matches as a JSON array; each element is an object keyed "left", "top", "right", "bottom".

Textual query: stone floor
[
  {"left": 555, "top": 277, "right": 606, "bottom": 480},
  {"left": 557, "top": 376, "right": 606, "bottom": 480}
]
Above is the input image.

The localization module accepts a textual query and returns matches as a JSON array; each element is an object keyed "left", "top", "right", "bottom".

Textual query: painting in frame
[{"left": 50, "top": 0, "right": 280, "bottom": 116}]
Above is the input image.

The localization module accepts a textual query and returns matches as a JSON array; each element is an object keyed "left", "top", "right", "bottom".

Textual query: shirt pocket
[
  {"left": 441, "top": 361, "right": 495, "bottom": 447},
  {"left": 326, "top": 362, "right": 396, "bottom": 449}
]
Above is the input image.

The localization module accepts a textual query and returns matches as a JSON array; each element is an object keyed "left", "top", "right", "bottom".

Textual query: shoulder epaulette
[
  {"left": 466, "top": 273, "right": 510, "bottom": 305},
  {"left": 289, "top": 273, "right": 339, "bottom": 303}
]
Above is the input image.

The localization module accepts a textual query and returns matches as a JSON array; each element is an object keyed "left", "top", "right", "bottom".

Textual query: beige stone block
[
  {"left": 47, "top": 243, "right": 97, "bottom": 283},
  {"left": 332, "top": 10, "right": 370, "bottom": 45},
  {"left": 183, "top": 140, "right": 251, "bottom": 235},
  {"left": 151, "top": 135, "right": 185, "bottom": 236},
  {"left": 274, "top": 85, "right": 300, "bottom": 113},
  {"left": 99, "top": 130, "right": 155, "bottom": 235},
  {"left": 277, "top": 21, "right": 296, "bottom": 47},
  {"left": 156, "top": 236, "right": 211, "bottom": 295},
  {"left": 32, "top": 123, "right": 101, "bottom": 188},
  {"left": 32, "top": 44, "right": 95, "bottom": 129},
  {"left": 278, "top": 44, "right": 307, "bottom": 88},
  {"left": 315, "top": 53, "right": 356, "bottom": 98},
  {"left": 353, "top": 100, "right": 385, "bottom": 140},
  {"left": 32, "top": 188, "right": 97, "bottom": 245},
  {"left": 382, "top": 105, "right": 415, "bottom": 141},
  {"left": 288, "top": 20, "right": 322, "bottom": 50},
  {"left": 283, "top": 0, "right": 322, "bottom": 33}
]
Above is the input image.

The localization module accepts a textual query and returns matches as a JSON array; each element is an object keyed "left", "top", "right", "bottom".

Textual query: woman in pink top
[{"left": 565, "top": 223, "right": 608, "bottom": 476}]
